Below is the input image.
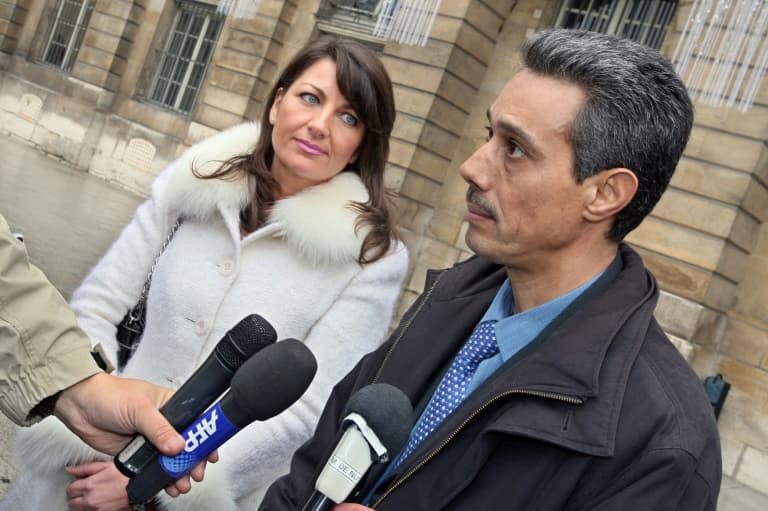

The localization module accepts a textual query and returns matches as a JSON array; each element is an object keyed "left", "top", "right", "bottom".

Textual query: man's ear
[{"left": 583, "top": 168, "right": 639, "bottom": 223}]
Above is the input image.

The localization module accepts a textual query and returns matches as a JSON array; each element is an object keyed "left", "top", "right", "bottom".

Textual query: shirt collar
[{"left": 481, "top": 272, "right": 603, "bottom": 362}]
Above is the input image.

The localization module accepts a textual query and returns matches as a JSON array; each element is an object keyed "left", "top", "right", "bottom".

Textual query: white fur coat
[{"left": 5, "top": 123, "right": 408, "bottom": 511}]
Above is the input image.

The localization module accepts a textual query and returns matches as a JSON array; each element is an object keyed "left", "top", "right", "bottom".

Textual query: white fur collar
[{"left": 162, "top": 122, "right": 369, "bottom": 266}]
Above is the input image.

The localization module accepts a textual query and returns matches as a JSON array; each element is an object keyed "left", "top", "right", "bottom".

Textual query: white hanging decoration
[
  {"left": 217, "top": 0, "right": 234, "bottom": 15},
  {"left": 373, "top": 0, "right": 442, "bottom": 46},
  {"left": 672, "top": 0, "right": 768, "bottom": 111},
  {"left": 217, "top": 0, "right": 260, "bottom": 19}
]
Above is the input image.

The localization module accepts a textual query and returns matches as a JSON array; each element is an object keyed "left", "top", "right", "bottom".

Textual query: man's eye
[
  {"left": 340, "top": 112, "right": 359, "bottom": 127},
  {"left": 507, "top": 141, "right": 524, "bottom": 158},
  {"left": 300, "top": 93, "right": 319, "bottom": 105},
  {"left": 486, "top": 124, "right": 524, "bottom": 157}
]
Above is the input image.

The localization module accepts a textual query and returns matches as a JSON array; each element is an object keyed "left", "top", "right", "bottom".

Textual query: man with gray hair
[{"left": 261, "top": 28, "right": 721, "bottom": 511}]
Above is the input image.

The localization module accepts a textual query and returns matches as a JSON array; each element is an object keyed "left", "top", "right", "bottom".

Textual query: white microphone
[{"left": 302, "top": 384, "right": 414, "bottom": 511}]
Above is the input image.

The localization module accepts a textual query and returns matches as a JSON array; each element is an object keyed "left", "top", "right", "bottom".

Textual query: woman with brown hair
[{"left": 6, "top": 36, "right": 408, "bottom": 511}]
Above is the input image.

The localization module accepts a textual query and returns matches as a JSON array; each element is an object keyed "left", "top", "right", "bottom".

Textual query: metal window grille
[
  {"left": 41, "top": 0, "right": 94, "bottom": 71},
  {"left": 555, "top": 0, "right": 677, "bottom": 49},
  {"left": 315, "top": 0, "right": 387, "bottom": 46},
  {"left": 146, "top": 1, "right": 223, "bottom": 115}
]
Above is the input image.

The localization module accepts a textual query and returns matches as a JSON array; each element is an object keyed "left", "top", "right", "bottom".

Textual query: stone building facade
[{"left": 0, "top": 0, "right": 766, "bottom": 496}]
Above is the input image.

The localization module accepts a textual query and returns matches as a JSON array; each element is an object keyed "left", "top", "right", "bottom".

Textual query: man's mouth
[{"left": 466, "top": 188, "right": 496, "bottom": 220}]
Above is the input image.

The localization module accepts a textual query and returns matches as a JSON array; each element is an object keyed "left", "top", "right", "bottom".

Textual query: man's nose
[{"left": 459, "top": 142, "right": 492, "bottom": 190}]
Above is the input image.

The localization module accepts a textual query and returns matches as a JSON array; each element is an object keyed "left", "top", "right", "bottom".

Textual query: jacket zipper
[
  {"left": 371, "top": 269, "right": 445, "bottom": 384},
  {"left": 371, "top": 389, "right": 584, "bottom": 508}
]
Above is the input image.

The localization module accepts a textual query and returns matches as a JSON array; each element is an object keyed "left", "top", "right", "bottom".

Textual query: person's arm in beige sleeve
[
  {"left": 0, "top": 213, "right": 185, "bottom": 459},
  {"left": 0, "top": 212, "right": 102, "bottom": 426}
]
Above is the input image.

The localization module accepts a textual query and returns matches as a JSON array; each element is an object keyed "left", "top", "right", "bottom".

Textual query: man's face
[{"left": 460, "top": 69, "right": 591, "bottom": 269}]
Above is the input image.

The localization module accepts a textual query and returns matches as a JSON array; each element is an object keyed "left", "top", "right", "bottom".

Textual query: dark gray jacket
[{"left": 261, "top": 244, "right": 721, "bottom": 510}]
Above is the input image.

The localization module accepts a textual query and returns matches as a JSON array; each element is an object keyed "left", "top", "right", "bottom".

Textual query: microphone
[
  {"left": 115, "top": 314, "right": 277, "bottom": 477},
  {"left": 127, "top": 338, "right": 318, "bottom": 505},
  {"left": 302, "top": 383, "right": 414, "bottom": 511}
]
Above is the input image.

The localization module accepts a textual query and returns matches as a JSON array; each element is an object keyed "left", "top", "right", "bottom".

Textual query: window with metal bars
[
  {"left": 315, "top": 0, "right": 387, "bottom": 48},
  {"left": 146, "top": 1, "right": 223, "bottom": 115},
  {"left": 40, "top": 0, "right": 94, "bottom": 71},
  {"left": 555, "top": 0, "right": 677, "bottom": 50}
]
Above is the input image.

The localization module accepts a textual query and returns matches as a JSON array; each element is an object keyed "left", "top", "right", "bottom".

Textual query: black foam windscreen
[
  {"left": 229, "top": 338, "right": 318, "bottom": 423},
  {"left": 342, "top": 383, "right": 414, "bottom": 455},
  {"left": 217, "top": 313, "right": 277, "bottom": 370}
]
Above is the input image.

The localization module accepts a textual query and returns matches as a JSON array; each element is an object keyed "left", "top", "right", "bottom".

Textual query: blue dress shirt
[{"left": 466, "top": 274, "right": 600, "bottom": 394}]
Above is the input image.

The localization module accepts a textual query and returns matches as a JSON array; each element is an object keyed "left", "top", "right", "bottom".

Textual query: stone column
[
  {"left": 0, "top": 0, "right": 32, "bottom": 63},
  {"left": 627, "top": 2, "right": 768, "bottom": 347},
  {"left": 190, "top": 0, "right": 297, "bottom": 137},
  {"left": 70, "top": 0, "right": 143, "bottom": 92},
  {"left": 382, "top": 0, "right": 530, "bottom": 313},
  {"left": 711, "top": 219, "right": 768, "bottom": 495}
]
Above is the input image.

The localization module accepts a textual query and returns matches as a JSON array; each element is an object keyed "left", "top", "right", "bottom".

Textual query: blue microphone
[
  {"left": 126, "top": 338, "right": 318, "bottom": 504},
  {"left": 116, "top": 313, "right": 277, "bottom": 477}
]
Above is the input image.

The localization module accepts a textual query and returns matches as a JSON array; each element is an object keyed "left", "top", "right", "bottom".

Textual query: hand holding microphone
[
  {"left": 302, "top": 383, "right": 414, "bottom": 511},
  {"left": 127, "top": 338, "right": 318, "bottom": 505},
  {"left": 115, "top": 313, "right": 277, "bottom": 477}
]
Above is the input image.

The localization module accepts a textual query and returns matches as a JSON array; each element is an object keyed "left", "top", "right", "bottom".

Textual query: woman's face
[{"left": 269, "top": 58, "right": 365, "bottom": 198}]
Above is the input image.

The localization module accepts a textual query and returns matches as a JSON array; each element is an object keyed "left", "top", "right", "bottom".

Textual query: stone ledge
[
  {"left": 668, "top": 333, "right": 696, "bottom": 362},
  {"left": 655, "top": 289, "right": 705, "bottom": 340}
]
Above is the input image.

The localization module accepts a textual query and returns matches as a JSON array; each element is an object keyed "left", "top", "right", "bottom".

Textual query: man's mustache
[{"left": 466, "top": 187, "right": 497, "bottom": 220}]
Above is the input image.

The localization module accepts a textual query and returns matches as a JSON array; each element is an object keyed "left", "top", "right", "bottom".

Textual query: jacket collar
[
  {"left": 473, "top": 245, "right": 658, "bottom": 456},
  {"left": 382, "top": 245, "right": 658, "bottom": 460},
  {"left": 160, "top": 122, "right": 369, "bottom": 266}
]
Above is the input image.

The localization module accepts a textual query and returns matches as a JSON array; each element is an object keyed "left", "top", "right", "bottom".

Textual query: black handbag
[
  {"left": 115, "top": 299, "right": 147, "bottom": 371},
  {"left": 115, "top": 220, "right": 181, "bottom": 371}
]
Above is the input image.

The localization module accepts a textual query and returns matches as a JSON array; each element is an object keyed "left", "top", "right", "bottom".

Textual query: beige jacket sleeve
[{"left": 0, "top": 213, "right": 101, "bottom": 425}]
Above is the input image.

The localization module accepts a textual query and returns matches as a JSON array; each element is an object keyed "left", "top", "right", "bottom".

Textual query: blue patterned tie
[{"left": 392, "top": 320, "right": 499, "bottom": 470}]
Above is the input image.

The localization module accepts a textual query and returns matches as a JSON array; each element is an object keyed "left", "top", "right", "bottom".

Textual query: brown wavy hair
[{"left": 197, "top": 36, "right": 398, "bottom": 265}]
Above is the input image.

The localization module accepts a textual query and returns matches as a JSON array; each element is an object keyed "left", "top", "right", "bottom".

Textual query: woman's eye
[
  {"left": 300, "top": 93, "right": 319, "bottom": 105},
  {"left": 485, "top": 125, "right": 493, "bottom": 141},
  {"left": 340, "top": 112, "right": 359, "bottom": 127}
]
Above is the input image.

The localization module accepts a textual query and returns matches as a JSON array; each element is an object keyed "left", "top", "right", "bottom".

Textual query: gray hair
[{"left": 521, "top": 28, "right": 693, "bottom": 241}]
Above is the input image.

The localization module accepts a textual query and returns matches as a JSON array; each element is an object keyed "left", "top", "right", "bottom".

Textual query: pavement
[
  {"left": 719, "top": 475, "right": 768, "bottom": 510},
  {"left": 0, "top": 414, "right": 15, "bottom": 500}
]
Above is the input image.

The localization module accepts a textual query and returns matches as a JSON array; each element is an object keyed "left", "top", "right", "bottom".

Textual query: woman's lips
[{"left": 296, "top": 139, "right": 326, "bottom": 156}]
